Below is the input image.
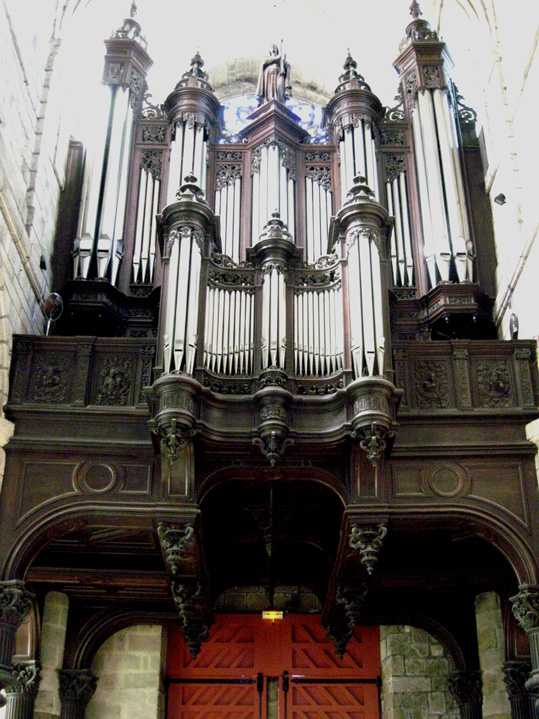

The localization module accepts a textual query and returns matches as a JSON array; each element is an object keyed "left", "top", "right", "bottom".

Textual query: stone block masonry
[
  {"left": 380, "top": 625, "right": 459, "bottom": 719},
  {"left": 87, "top": 626, "right": 166, "bottom": 719}
]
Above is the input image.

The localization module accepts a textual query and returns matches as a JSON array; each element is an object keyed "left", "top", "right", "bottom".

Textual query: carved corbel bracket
[
  {"left": 327, "top": 584, "right": 369, "bottom": 659},
  {"left": 347, "top": 376, "right": 400, "bottom": 465},
  {"left": 147, "top": 374, "right": 201, "bottom": 461},
  {"left": 157, "top": 523, "right": 195, "bottom": 576},
  {"left": 349, "top": 523, "right": 388, "bottom": 575},
  {"left": 171, "top": 582, "right": 213, "bottom": 658},
  {"left": 253, "top": 371, "right": 293, "bottom": 466}
]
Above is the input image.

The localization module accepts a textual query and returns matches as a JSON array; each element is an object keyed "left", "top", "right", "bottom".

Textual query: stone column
[
  {"left": 57, "top": 670, "right": 97, "bottom": 719},
  {"left": 34, "top": 591, "right": 69, "bottom": 719},
  {"left": 3, "top": 662, "right": 41, "bottom": 719},
  {"left": 511, "top": 586, "right": 539, "bottom": 710},
  {"left": 0, "top": 582, "right": 35, "bottom": 671},
  {"left": 503, "top": 661, "right": 535, "bottom": 719},
  {"left": 475, "top": 592, "right": 512, "bottom": 718},
  {"left": 447, "top": 671, "right": 483, "bottom": 719}
]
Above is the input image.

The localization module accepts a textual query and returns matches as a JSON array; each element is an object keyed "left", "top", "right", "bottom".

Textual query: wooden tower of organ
[{"left": 2, "top": 6, "right": 539, "bottom": 719}]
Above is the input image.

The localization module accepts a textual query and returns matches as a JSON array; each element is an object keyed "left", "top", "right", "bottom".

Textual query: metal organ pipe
[
  {"left": 163, "top": 229, "right": 202, "bottom": 374},
  {"left": 347, "top": 229, "right": 384, "bottom": 378}
]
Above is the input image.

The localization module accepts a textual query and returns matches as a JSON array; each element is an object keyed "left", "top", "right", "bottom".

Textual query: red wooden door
[{"left": 166, "top": 616, "right": 380, "bottom": 719}]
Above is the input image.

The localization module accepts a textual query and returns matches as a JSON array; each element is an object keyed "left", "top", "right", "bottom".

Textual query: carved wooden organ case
[
  {"left": 60, "top": 11, "right": 498, "bottom": 471},
  {"left": 5, "top": 8, "right": 539, "bottom": 670}
]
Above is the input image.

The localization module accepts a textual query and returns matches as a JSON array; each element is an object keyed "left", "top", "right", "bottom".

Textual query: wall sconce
[{"left": 494, "top": 193, "right": 506, "bottom": 205}]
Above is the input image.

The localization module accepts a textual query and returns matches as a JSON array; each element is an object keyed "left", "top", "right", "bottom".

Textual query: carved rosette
[
  {"left": 503, "top": 661, "right": 531, "bottom": 698},
  {"left": 346, "top": 377, "right": 399, "bottom": 466},
  {"left": 0, "top": 582, "right": 35, "bottom": 669},
  {"left": 57, "top": 669, "right": 98, "bottom": 719},
  {"left": 157, "top": 523, "right": 195, "bottom": 576},
  {"left": 171, "top": 582, "right": 213, "bottom": 658},
  {"left": 447, "top": 671, "right": 483, "bottom": 708},
  {"left": 349, "top": 524, "right": 387, "bottom": 574}
]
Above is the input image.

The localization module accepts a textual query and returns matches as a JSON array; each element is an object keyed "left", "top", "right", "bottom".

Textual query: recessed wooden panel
[
  {"left": 168, "top": 682, "right": 261, "bottom": 719},
  {"left": 287, "top": 683, "right": 379, "bottom": 719}
]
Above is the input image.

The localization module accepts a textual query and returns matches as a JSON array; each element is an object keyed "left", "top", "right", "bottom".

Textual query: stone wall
[
  {"left": 380, "top": 625, "right": 459, "bottom": 719},
  {"left": 475, "top": 592, "right": 511, "bottom": 719},
  {"left": 34, "top": 592, "right": 69, "bottom": 719},
  {"left": 87, "top": 625, "right": 166, "bottom": 719}
]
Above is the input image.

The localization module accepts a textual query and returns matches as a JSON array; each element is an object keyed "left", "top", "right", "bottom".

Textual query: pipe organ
[{"left": 61, "top": 6, "right": 496, "bottom": 464}]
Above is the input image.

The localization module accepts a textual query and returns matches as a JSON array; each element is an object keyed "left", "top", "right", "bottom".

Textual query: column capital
[
  {"left": 0, "top": 581, "right": 34, "bottom": 628},
  {"left": 4, "top": 662, "right": 41, "bottom": 697},
  {"left": 502, "top": 661, "right": 531, "bottom": 698},
  {"left": 447, "top": 671, "right": 483, "bottom": 706},
  {"left": 57, "top": 669, "right": 98, "bottom": 709},
  {"left": 511, "top": 585, "right": 539, "bottom": 633}
]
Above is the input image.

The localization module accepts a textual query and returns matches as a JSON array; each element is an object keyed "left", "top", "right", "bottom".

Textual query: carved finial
[
  {"left": 130, "top": 0, "right": 137, "bottom": 18},
  {"left": 410, "top": 1, "right": 422, "bottom": 19},
  {"left": 176, "top": 51, "right": 212, "bottom": 90},
  {"left": 335, "top": 52, "right": 371, "bottom": 93}
]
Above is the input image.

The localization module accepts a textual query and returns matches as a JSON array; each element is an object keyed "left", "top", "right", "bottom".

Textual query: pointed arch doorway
[{"left": 166, "top": 615, "right": 381, "bottom": 719}]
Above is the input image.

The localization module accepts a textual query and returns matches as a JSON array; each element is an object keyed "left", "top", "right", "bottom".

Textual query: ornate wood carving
[
  {"left": 157, "top": 523, "right": 195, "bottom": 576},
  {"left": 349, "top": 524, "right": 387, "bottom": 575}
]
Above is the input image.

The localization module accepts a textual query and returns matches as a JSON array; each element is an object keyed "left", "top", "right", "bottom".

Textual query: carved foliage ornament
[
  {"left": 511, "top": 587, "right": 539, "bottom": 633},
  {"left": 305, "top": 165, "right": 331, "bottom": 191},
  {"left": 104, "top": 62, "right": 124, "bottom": 85},
  {"left": 502, "top": 661, "right": 531, "bottom": 698},
  {"left": 349, "top": 524, "right": 387, "bottom": 574},
  {"left": 251, "top": 139, "right": 296, "bottom": 179},
  {"left": 171, "top": 582, "right": 212, "bottom": 658},
  {"left": 328, "top": 585, "right": 369, "bottom": 658},
  {"left": 345, "top": 228, "right": 380, "bottom": 257},
  {"left": 379, "top": 126, "right": 407, "bottom": 146},
  {"left": 4, "top": 663, "right": 41, "bottom": 696},
  {"left": 157, "top": 523, "right": 195, "bottom": 575},
  {"left": 33, "top": 355, "right": 70, "bottom": 403},
  {"left": 215, "top": 164, "right": 242, "bottom": 190},
  {"left": 476, "top": 360, "right": 512, "bottom": 407},
  {"left": 140, "top": 150, "right": 162, "bottom": 179},
  {"left": 447, "top": 671, "right": 483, "bottom": 706},
  {"left": 142, "top": 125, "right": 167, "bottom": 143},
  {"left": 384, "top": 154, "right": 406, "bottom": 183},
  {"left": 57, "top": 669, "right": 98, "bottom": 707},
  {"left": 253, "top": 432, "right": 293, "bottom": 466},
  {"left": 95, "top": 357, "right": 133, "bottom": 405},
  {"left": 356, "top": 424, "right": 390, "bottom": 466},
  {"left": 414, "top": 360, "right": 449, "bottom": 408},
  {"left": 150, "top": 418, "right": 195, "bottom": 463},
  {"left": 0, "top": 582, "right": 34, "bottom": 628}
]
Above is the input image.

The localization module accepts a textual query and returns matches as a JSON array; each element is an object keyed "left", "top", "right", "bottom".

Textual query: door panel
[
  {"left": 167, "top": 615, "right": 380, "bottom": 719},
  {"left": 168, "top": 681, "right": 263, "bottom": 719}
]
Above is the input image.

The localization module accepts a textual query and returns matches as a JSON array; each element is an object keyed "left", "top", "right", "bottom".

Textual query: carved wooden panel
[{"left": 391, "top": 460, "right": 529, "bottom": 526}]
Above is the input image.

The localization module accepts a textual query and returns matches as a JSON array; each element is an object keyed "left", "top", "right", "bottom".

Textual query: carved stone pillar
[
  {"left": 57, "top": 669, "right": 98, "bottom": 719},
  {"left": 0, "top": 581, "right": 35, "bottom": 670},
  {"left": 511, "top": 586, "right": 539, "bottom": 708},
  {"left": 447, "top": 671, "right": 483, "bottom": 719},
  {"left": 4, "top": 663, "right": 41, "bottom": 719},
  {"left": 503, "top": 661, "right": 535, "bottom": 719}
]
